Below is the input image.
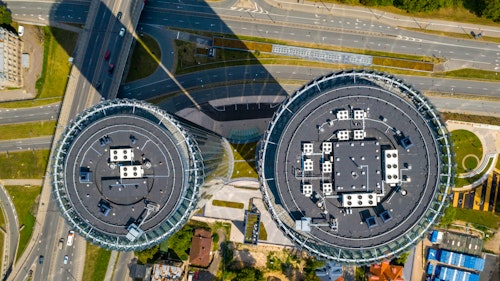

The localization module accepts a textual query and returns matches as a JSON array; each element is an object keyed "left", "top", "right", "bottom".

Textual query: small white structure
[
  {"left": 336, "top": 110, "right": 349, "bottom": 120},
  {"left": 302, "top": 143, "right": 314, "bottom": 155},
  {"left": 119, "top": 165, "right": 144, "bottom": 179},
  {"left": 322, "top": 142, "right": 332, "bottom": 154},
  {"left": 337, "top": 130, "right": 350, "bottom": 140},
  {"left": 322, "top": 182, "right": 333, "bottom": 196},
  {"left": 384, "top": 149, "right": 399, "bottom": 185},
  {"left": 342, "top": 193, "right": 378, "bottom": 207},
  {"left": 110, "top": 148, "right": 134, "bottom": 162},
  {"left": 303, "top": 158, "right": 314, "bottom": 171},
  {"left": 302, "top": 183, "right": 313, "bottom": 197},
  {"left": 353, "top": 129, "right": 365, "bottom": 140},
  {"left": 353, "top": 109, "right": 366, "bottom": 120},
  {"left": 322, "top": 160, "right": 332, "bottom": 173}
]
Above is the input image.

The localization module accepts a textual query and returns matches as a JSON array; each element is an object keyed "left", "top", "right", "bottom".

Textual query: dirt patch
[
  {"left": 232, "top": 243, "right": 308, "bottom": 280},
  {"left": 21, "top": 25, "right": 44, "bottom": 97},
  {"left": 0, "top": 25, "right": 44, "bottom": 102},
  {"left": 484, "top": 229, "right": 500, "bottom": 254}
]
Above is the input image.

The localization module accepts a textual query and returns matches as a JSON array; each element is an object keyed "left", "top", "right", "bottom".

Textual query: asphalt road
[
  {"left": 0, "top": 103, "right": 60, "bottom": 125},
  {"left": 119, "top": 63, "right": 500, "bottom": 116},
  {"left": 6, "top": 0, "right": 500, "bottom": 71},
  {"left": 0, "top": 185, "right": 19, "bottom": 280},
  {"left": 0, "top": 136, "right": 53, "bottom": 152},
  {"left": 5, "top": 0, "right": 143, "bottom": 280}
]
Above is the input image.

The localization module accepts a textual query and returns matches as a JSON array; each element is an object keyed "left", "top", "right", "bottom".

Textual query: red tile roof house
[
  {"left": 366, "top": 260, "right": 404, "bottom": 281},
  {"left": 189, "top": 229, "right": 212, "bottom": 267}
]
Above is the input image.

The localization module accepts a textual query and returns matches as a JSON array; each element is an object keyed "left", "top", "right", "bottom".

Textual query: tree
[
  {"left": 0, "top": 5, "right": 12, "bottom": 25},
  {"left": 394, "top": 251, "right": 410, "bottom": 265},
  {"left": 135, "top": 244, "right": 160, "bottom": 264},
  {"left": 303, "top": 257, "right": 324, "bottom": 281},
  {"left": 234, "top": 268, "right": 264, "bottom": 281},
  {"left": 394, "top": 0, "right": 452, "bottom": 12},
  {"left": 439, "top": 206, "right": 456, "bottom": 226},
  {"left": 482, "top": 0, "right": 500, "bottom": 21}
]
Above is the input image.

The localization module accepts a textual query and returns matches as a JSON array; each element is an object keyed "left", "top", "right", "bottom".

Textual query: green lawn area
[
  {"left": 212, "top": 200, "right": 244, "bottom": 209},
  {"left": 36, "top": 27, "right": 77, "bottom": 99},
  {"left": 82, "top": 243, "right": 112, "bottom": 281},
  {"left": 259, "top": 222, "right": 267, "bottom": 241},
  {"left": 0, "top": 99, "right": 62, "bottom": 109},
  {"left": 125, "top": 34, "right": 161, "bottom": 82},
  {"left": 451, "top": 130, "right": 483, "bottom": 174},
  {"left": 441, "top": 112, "right": 500, "bottom": 126},
  {"left": 0, "top": 150, "right": 50, "bottom": 179},
  {"left": 454, "top": 207, "right": 500, "bottom": 229},
  {"left": 435, "top": 68, "right": 500, "bottom": 82},
  {"left": 496, "top": 155, "right": 500, "bottom": 170},
  {"left": 4, "top": 185, "right": 41, "bottom": 261},
  {"left": 0, "top": 121, "right": 56, "bottom": 140}
]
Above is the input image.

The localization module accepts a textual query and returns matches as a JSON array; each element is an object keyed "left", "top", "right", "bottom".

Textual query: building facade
[{"left": 0, "top": 27, "right": 23, "bottom": 88}]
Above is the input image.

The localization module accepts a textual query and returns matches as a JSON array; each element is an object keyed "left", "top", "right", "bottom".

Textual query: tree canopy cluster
[
  {"left": 336, "top": 0, "right": 500, "bottom": 22},
  {"left": 0, "top": 5, "right": 12, "bottom": 25}
]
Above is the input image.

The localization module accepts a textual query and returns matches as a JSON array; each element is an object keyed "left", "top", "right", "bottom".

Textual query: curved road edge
[{"left": 0, "top": 184, "right": 20, "bottom": 281}]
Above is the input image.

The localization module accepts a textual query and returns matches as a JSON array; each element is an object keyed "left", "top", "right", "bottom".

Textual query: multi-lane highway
[
  {"left": 6, "top": 1, "right": 143, "bottom": 281},
  {"left": 6, "top": 0, "right": 500, "bottom": 71}
]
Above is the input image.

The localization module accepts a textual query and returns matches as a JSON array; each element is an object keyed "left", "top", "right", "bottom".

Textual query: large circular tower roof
[
  {"left": 52, "top": 99, "right": 204, "bottom": 251},
  {"left": 258, "top": 70, "right": 454, "bottom": 265}
]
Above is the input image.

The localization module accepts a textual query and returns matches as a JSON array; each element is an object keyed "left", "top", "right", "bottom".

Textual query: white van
[{"left": 67, "top": 230, "right": 75, "bottom": 246}]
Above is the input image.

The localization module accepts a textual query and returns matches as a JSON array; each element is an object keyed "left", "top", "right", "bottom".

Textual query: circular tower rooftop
[
  {"left": 52, "top": 99, "right": 206, "bottom": 251},
  {"left": 258, "top": 70, "right": 454, "bottom": 265}
]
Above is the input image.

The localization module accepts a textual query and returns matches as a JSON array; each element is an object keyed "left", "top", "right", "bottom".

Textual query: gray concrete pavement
[
  {"left": 111, "top": 251, "right": 134, "bottom": 281},
  {"left": 104, "top": 251, "right": 118, "bottom": 281},
  {"left": 201, "top": 182, "right": 294, "bottom": 246}
]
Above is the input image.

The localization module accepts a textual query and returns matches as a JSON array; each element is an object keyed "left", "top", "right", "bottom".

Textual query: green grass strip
[
  {"left": 0, "top": 121, "right": 56, "bottom": 140},
  {"left": 0, "top": 150, "right": 50, "bottom": 179},
  {"left": 212, "top": 200, "right": 244, "bottom": 209},
  {"left": 454, "top": 207, "right": 500, "bottom": 229},
  {"left": 4, "top": 185, "right": 41, "bottom": 261}
]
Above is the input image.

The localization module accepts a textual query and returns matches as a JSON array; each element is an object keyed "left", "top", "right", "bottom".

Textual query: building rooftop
[
  {"left": 258, "top": 70, "right": 454, "bottom": 264},
  {"left": 189, "top": 229, "right": 212, "bottom": 267}
]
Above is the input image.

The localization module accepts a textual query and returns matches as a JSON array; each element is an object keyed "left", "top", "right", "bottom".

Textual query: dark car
[
  {"left": 117, "top": 12, "right": 122, "bottom": 20},
  {"left": 104, "top": 50, "right": 110, "bottom": 61},
  {"left": 39, "top": 255, "right": 44, "bottom": 264},
  {"left": 108, "top": 63, "right": 114, "bottom": 74},
  {"left": 95, "top": 81, "right": 102, "bottom": 89}
]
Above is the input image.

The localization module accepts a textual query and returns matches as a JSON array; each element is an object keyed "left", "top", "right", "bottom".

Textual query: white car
[
  {"left": 18, "top": 26, "right": 24, "bottom": 37},
  {"left": 119, "top": 28, "right": 125, "bottom": 37},
  {"left": 63, "top": 255, "right": 69, "bottom": 265}
]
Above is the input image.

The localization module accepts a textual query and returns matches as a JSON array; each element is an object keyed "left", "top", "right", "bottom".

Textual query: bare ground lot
[{"left": 0, "top": 25, "right": 44, "bottom": 102}]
